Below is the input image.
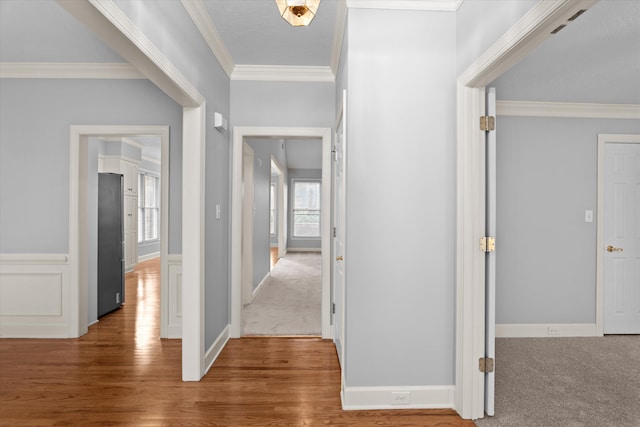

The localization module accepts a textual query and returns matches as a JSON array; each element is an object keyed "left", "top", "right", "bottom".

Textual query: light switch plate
[{"left": 585, "top": 210, "right": 593, "bottom": 223}]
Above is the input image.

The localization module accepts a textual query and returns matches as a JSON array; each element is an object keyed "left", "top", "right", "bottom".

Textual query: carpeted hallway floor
[{"left": 242, "top": 251, "right": 321, "bottom": 336}]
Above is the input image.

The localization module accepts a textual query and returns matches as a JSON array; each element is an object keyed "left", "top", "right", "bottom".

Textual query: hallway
[
  {"left": 243, "top": 251, "right": 322, "bottom": 336},
  {"left": 0, "top": 258, "right": 473, "bottom": 426}
]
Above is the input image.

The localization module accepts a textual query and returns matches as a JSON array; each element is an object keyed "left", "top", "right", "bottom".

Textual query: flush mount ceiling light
[{"left": 275, "top": 0, "right": 320, "bottom": 27}]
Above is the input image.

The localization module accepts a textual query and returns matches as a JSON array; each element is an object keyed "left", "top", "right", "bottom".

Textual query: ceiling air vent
[
  {"left": 551, "top": 24, "right": 567, "bottom": 34},
  {"left": 568, "top": 9, "right": 587, "bottom": 21}
]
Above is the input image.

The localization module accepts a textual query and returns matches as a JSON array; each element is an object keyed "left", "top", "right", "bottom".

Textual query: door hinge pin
[
  {"left": 333, "top": 227, "right": 337, "bottom": 238},
  {"left": 479, "top": 357, "right": 494, "bottom": 373},
  {"left": 332, "top": 303, "right": 336, "bottom": 314},
  {"left": 480, "top": 116, "right": 495, "bottom": 132}
]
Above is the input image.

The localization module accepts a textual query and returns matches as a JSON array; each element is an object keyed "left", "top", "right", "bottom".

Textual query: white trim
[
  {"left": 166, "top": 254, "right": 183, "bottom": 339},
  {"left": 99, "top": 154, "right": 140, "bottom": 165},
  {"left": 496, "top": 323, "right": 598, "bottom": 338},
  {"left": 0, "top": 253, "right": 71, "bottom": 338},
  {"left": 0, "top": 62, "right": 145, "bottom": 79},
  {"left": 342, "top": 386, "right": 455, "bottom": 410},
  {"left": 250, "top": 273, "right": 271, "bottom": 304},
  {"left": 231, "top": 65, "right": 335, "bottom": 83},
  {"left": 141, "top": 155, "right": 161, "bottom": 166},
  {"left": 330, "top": 0, "right": 348, "bottom": 76},
  {"left": 137, "top": 252, "right": 160, "bottom": 263},
  {"left": 57, "top": 0, "right": 204, "bottom": 107},
  {"left": 181, "top": 105, "right": 207, "bottom": 381},
  {"left": 454, "top": 0, "right": 598, "bottom": 420},
  {"left": 180, "top": 0, "right": 234, "bottom": 78},
  {"left": 497, "top": 101, "right": 640, "bottom": 119},
  {"left": 346, "top": 0, "right": 462, "bottom": 11},
  {"left": 286, "top": 248, "right": 322, "bottom": 252},
  {"left": 204, "top": 325, "right": 230, "bottom": 373},
  {"left": 231, "top": 126, "right": 332, "bottom": 340},
  {"left": 0, "top": 254, "right": 69, "bottom": 265},
  {"left": 596, "top": 134, "right": 640, "bottom": 336}
]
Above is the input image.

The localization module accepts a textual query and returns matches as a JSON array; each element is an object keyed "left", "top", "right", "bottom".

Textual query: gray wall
[
  {"left": 345, "top": 8, "right": 456, "bottom": 387},
  {"left": 496, "top": 116, "right": 640, "bottom": 324},
  {"left": 246, "top": 139, "right": 287, "bottom": 290},
  {"left": 0, "top": 79, "right": 182, "bottom": 254},
  {"left": 287, "top": 168, "right": 322, "bottom": 250},
  {"left": 114, "top": 0, "right": 232, "bottom": 349},
  {"left": 231, "top": 81, "right": 335, "bottom": 128}
]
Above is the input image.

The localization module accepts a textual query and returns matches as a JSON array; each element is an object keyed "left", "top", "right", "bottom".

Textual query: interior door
[
  {"left": 603, "top": 141, "right": 640, "bottom": 333},
  {"left": 333, "top": 90, "right": 346, "bottom": 367},
  {"left": 242, "top": 143, "right": 255, "bottom": 306},
  {"left": 484, "top": 87, "right": 497, "bottom": 416}
]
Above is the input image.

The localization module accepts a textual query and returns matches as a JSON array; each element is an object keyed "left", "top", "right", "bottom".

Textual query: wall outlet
[
  {"left": 548, "top": 326, "right": 560, "bottom": 336},
  {"left": 391, "top": 391, "right": 411, "bottom": 405},
  {"left": 116, "top": 292, "right": 121, "bottom": 304}
]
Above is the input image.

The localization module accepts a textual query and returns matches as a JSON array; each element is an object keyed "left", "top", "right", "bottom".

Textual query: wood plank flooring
[{"left": 0, "top": 258, "right": 475, "bottom": 426}]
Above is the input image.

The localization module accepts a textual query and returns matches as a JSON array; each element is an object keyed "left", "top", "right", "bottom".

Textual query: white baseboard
[
  {"left": 204, "top": 325, "right": 230, "bottom": 373},
  {"left": 138, "top": 252, "right": 160, "bottom": 262},
  {"left": 250, "top": 273, "right": 270, "bottom": 303},
  {"left": 341, "top": 385, "right": 455, "bottom": 410},
  {"left": 286, "top": 247, "right": 321, "bottom": 252},
  {"left": 496, "top": 323, "right": 599, "bottom": 338}
]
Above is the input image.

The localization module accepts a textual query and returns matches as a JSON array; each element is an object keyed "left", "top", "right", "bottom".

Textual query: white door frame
[
  {"left": 241, "top": 143, "right": 255, "bottom": 306},
  {"left": 454, "top": 0, "right": 598, "bottom": 419},
  {"left": 271, "top": 156, "right": 287, "bottom": 259},
  {"left": 595, "top": 133, "right": 640, "bottom": 335},
  {"left": 231, "top": 126, "right": 332, "bottom": 339},
  {"left": 68, "top": 125, "right": 169, "bottom": 338}
]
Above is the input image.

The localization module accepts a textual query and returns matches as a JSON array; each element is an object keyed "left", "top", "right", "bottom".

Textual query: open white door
[
  {"left": 333, "top": 91, "right": 347, "bottom": 368},
  {"left": 602, "top": 138, "right": 640, "bottom": 334},
  {"left": 484, "top": 87, "right": 497, "bottom": 416},
  {"left": 242, "top": 143, "right": 255, "bottom": 306}
]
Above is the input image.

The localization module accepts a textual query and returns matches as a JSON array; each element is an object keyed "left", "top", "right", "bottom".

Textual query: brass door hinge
[
  {"left": 480, "top": 237, "right": 496, "bottom": 253},
  {"left": 479, "top": 357, "right": 494, "bottom": 373},
  {"left": 480, "top": 116, "right": 495, "bottom": 132}
]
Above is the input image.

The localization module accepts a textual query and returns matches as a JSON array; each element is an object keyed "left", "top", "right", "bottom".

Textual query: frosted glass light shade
[{"left": 275, "top": 0, "right": 320, "bottom": 26}]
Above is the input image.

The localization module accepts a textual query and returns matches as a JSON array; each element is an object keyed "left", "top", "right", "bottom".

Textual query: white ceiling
[{"left": 202, "top": 0, "right": 339, "bottom": 67}]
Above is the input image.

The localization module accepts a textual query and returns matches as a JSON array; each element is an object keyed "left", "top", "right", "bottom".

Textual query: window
[
  {"left": 270, "top": 182, "right": 277, "bottom": 235},
  {"left": 292, "top": 180, "right": 320, "bottom": 238},
  {"left": 138, "top": 173, "right": 160, "bottom": 243}
]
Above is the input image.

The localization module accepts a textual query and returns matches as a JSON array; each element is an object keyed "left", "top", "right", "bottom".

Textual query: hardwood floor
[{"left": 0, "top": 258, "right": 475, "bottom": 426}]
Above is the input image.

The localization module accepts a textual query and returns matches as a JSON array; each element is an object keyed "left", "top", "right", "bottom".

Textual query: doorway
[
  {"left": 597, "top": 134, "right": 640, "bottom": 334},
  {"left": 69, "top": 125, "right": 169, "bottom": 338},
  {"left": 230, "top": 127, "right": 332, "bottom": 340}
]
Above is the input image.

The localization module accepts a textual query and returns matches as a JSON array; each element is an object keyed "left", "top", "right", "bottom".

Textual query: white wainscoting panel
[
  {"left": 496, "top": 323, "right": 598, "bottom": 338},
  {"left": 167, "top": 254, "right": 182, "bottom": 338},
  {"left": 341, "top": 385, "right": 455, "bottom": 410},
  {"left": 0, "top": 254, "right": 71, "bottom": 338}
]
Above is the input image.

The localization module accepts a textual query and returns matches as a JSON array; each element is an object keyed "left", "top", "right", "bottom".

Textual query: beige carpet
[
  {"left": 475, "top": 335, "right": 640, "bottom": 427},
  {"left": 242, "top": 251, "right": 321, "bottom": 336}
]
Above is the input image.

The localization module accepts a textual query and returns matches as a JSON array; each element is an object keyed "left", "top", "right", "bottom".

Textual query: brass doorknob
[
  {"left": 607, "top": 245, "right": 623, "bottom": 253},
  {"left": 336, "top": 256, "right": 343, "bottom": 261}
]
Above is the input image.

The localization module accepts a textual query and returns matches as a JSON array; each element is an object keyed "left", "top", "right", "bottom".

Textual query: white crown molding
[
  {"left": 497, "top": 100, "right": 640, "bottom": 120},
  {"left": 141, "top": 155, "right": 162, "bottom": 165},
  {"left": 347, "top": 0, "right": 462, "bottom": 11},
  {"left": 180, "top": 0, "right": 235, "bottom": 78},
  {"left": 231, "top": 65, "right": 335, "bottom": 83},
  {"left": 0, "top": 62, "right": 145, "bottom": 79}
]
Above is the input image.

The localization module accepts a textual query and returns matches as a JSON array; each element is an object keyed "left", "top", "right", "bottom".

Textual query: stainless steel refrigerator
[{"left": 98, "top": 173, "right": 125, "bottom": 317}]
